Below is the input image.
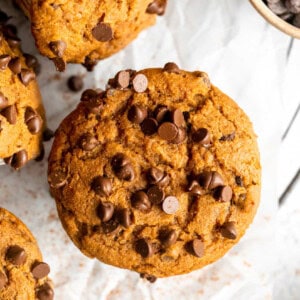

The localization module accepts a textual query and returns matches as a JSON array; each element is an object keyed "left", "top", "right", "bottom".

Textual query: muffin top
[{"left": 48, "top": 64, "right": 261, "bottom": 278}]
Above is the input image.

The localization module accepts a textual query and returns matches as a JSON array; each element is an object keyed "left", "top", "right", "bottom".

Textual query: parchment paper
[{"left": 0, "top": 1, "right": 286, "bottom": 299}]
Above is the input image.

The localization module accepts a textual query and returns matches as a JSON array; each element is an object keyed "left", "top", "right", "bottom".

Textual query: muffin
[
  {"left": 48, "top": 63, "right": 261, "bottom": 279},
  {"left": 0, "top": 10, "right": 45, "bottom": 170},
  {"left": 0, "top": 207, "right": 53, "bottom": 299},
  {"left": 15, "top": 0, "right": 168, "bottom": 71}
]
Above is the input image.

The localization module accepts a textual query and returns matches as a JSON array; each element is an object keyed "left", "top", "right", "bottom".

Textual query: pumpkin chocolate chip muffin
[
  {"left": 15, "top": 0, "right": 168, "bottom": 71},
  {"left": 48, "top": 63, "right": 261, "bottom": 279}
]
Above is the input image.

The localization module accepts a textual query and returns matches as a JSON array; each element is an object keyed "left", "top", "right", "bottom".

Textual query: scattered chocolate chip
[
  {"left": 24, "top": 53, "right": 40, "bottom": 74},
  {"left": 158, "top": 122, "right": 178, "bottom": 142},
  {"left": 0, "top": 92, "right": 8, "bottom": 110},
  {"left": 146, "top": 0, "right": 167, "bottom": 16},
  {"left": 131, "top": 191, "right": 151, "bottom": 212},
  {"left": 48, "top": 169, "right": 68, "bottom": 188},
  {"left": 52, "top": 57, "right": 66, "bottom": 72},
  {"left": 219, "top": 132, "right": 235, "bottom": 142},
  {"left": 192, "top": 128, "right": 211, "bottom": 147},
  {"left": 36, "top": 282, "right": 54, "bottom": 300},
  {"left": 220, "top": 221, "right": 237, "bottom": 239},
  {"left": 147, "top": 185, "right": 165, "bottom": 204},
  {"left": 111, "top": 153, "right": 135, "bottom": 181},
  {"left": 162, "top": 196, "right": 179, "bottom": 214},
  {"left": 19, "top": 69, "right": 36, "bottom": 86},
  {"left": 0, "top": 54, "right": 11, "bottom": 70},
  {"left": 6, "top": 245, "right": 27, "bottom": 265},
  {"left": 141, "top": 118, "right": 158, "bottom": 135},
  {"left": 199, "top": 171, "right": 224, "bottom": 190},
  {"left": 8, "top": 57, "right": 21, "bottom": 74},
  {"left": 136, "top": 238, "right": 154, "bottom": 258},
  {"left": 31, "top": 262, "right": 50, "bottom": 279},
  {"left": 102, "top": 219, "right": 119, "bottom": 234},
  {"left": 80, "top": 89, "right": 98, "bottom": 102},
  {"left": 189, "top": 239, "right": 204, "bottom": 257},
  {"left": 132, "top": 74, "right": 148, "bottom": 93},
  {"left": 7, "top": 37, "right": 21, "bottom": 48},
  {"left": 92, "top": 22, "right": 113, "bottom": 42},
  {"left": 172, "top": 127, "right": 187, "bottom": 144},
  {"left": 49, "top": 40, "right": 66, "bottom": 57},
  {"left": 187, "top": 180, "right": 205, "bottom": 196},
  {"left": 235, "top": 176, "right": 243, "bottom": 187},
  {"left": 140, "top": 273, "right": 157, "bottom": 283},
  {"left": 214, "top": 186, "right": 233, "bottom": 202},
  {"left": 163, "top": 62, "right": 180, "bottom": 73},
  {"left": 158, "top": 173, "right": 170, "bottom": 187},
  {"left": 159, "top": 229, "right": 177, "bottom": 247},
  {"left": 1, "top": 104, "right": 17, "bottom": 124},
  {"left": 25, "top": 107, "right": 43, "bottom": 134},
  {"left": 115, "top": 70, "right": 130, "bottom": 89},
  {"left": 97, "top": 202, "right": 114, "bottom": 222},
  {"left": 80, "top": 133, "right": 98, "bottom": 151},
  {"left": 0, "top": 271, "right": 7, "bottom": 290},
  {"left": 118, "top": 208, "right": 132, "bottom": 228},
  {"left": 82, "top": 56, "right": 98, "bottom": 72},
  {"left": 92, "top": 176, "right": 112, "bottom": 197},
  {"left": 154, "top": 105, "right": 169, "bottom": 123},
  {"left": 7, "top": 150, "right": 27, "bottom": 170},
  {"left": 147, "top": 167, "right": 164, "bottom": 184},
  {"left": 67, "top": 75, "right": 83, "bottom": 92},
  {"left": 170, "top": 109, "right": 184, "bottom": 127},
  {"left": 43, "top": 128, "right": 54, "bottom": 141},
  {"left": 128, "top": 105, "right": 148, "bottom": 124}
]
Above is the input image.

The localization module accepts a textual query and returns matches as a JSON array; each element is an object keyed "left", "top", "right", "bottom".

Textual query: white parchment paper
[{"left": 0, "top": 1, "right": 289, "bottom": 299}]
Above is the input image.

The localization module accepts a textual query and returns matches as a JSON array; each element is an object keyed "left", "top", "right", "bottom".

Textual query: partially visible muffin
[
  {"left": 15, "top": 0, "right": 167, "bottom": 71},
  {"left": 0, "top": 207, "right": 53, "bottom": 300},
  {"left": 48, "top": 63, "right": 261, "bottom": 279},
  {"left": 0, "top": 10, "right": 45, "bottom": 170}
]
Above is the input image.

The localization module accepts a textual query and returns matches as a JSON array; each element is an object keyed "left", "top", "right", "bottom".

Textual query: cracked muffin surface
[
  {"left": 48, "top": 64, "right": 261, "bottom": 278},
  {"left": 0, "top": 208, "right": 53, "bottom": 300}
]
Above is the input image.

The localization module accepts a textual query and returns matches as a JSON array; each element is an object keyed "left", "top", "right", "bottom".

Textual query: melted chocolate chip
[{"left": 102, "top": 219, "right": 120, "bottom": 234}]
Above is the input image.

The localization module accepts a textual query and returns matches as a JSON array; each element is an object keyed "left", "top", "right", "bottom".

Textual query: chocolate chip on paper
[{"left": 67, "top": 75, "right": 84, "bottom": 92}]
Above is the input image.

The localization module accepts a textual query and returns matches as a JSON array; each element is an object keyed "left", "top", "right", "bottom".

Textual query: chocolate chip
[
  {"left": 136, "top": 238, "right": 154, "bottom": 257},
  {"left": 0, "top": 10, "right": 10, "bottom": 24},
  {"left": 8, "top": 57, "right": 21, "bottom": 74},
  {"left": 219, "top": 132, "right": 235, "bottom": 142},
  {"left": 1, "top": 104, "right": 17, "bottom": 124},
  {"left": 128, "top": 105, "right": 148, "bottom": 124},
  {"left": 170, "top": 109, "right": 184, "bottom": 127},
  {"left": 7, "top": 37, "right": 21, "bottom": 48},
  {"left": 214, "top": 186, "right": 233, "bottom": 202},
  {"left": 141, "top": 118, "right": 158, "bottom": 135},
  {"left": 80, "top": 134, "right": 98, "bottom": 151},
  {"left": 154, "top": 105, "right": 169, "bottom": 123},
  {"left": 0, "top": 271, "right": 7, "bottom": 290},
  {"left": 146, "top": 0, "right": 167, "bottom": 16},
  {"left": 131, "top": 191, "right": 151, "bottom": 212},
  {"left": 97, "top": 202, "right": 114, "bottom": 222},
  {"left": 0, "top": 92, "right": 8, "bottom": 110},
  {"left": 172, "top": 127, "right": 187, "bottom": 144},
  {"left": 220, "top": 221, "right": 237, "bottom": 239},
  {"left": 6, "top": 150, "right": 28, "bottom": 170},
  {"left": 43, "top": 128, "right": 54, "bottom": 141},
  {"left": 24, "top": 53, "right": 40, "bottom": 74},
  {"left": 286, "top": 0, "right": 300, "bottom": 13},
  {"left": 187, "top": 180, "right": 205, "bottom": 196},
  {"left": 163, "top": 62, "right": 180, "bottom": 73},
  {"left": 112, "top": 154, "right": 135, "bottom": 181},
  {"left": 52, "top": 57, "right": 66, "bottom": 72},
  {"left": 162, "top": 196, "right": 179, "bottom": 214},
  {"left": 0, "top": 54, "right": 11, "bottom": 70},
  {"left": 92, "top": 176, "right": 112, "bottom": 197},
  {"left": 140, "top": 273, "right": 157, "bottom": 283},
  {"left": 147, "top": 167, "right": 164, "bottom": 184},
  {"left": 82, "top": 56, "right": 98, "bottom": 72},
  {"left": 159, "top": 229, "right": 177, "bottom": 247},
  {"left": 102, "top": 219, "right": 119, "bottom": 234},
  {"left": 92, "top": 22, "right": 113, "bottom": 42},
  {"left": 48, "top": 169, "right": 68, "bottom": 188},
  {"left": 49, "top": 40, "right": 66, "bottom": 57},
  {"left": 189, "top": 239, "right": 204, "bottom": 258},
  {"left": 115, "top": 70, "right": 130, "bottom": 89},
  {"left": 6, "top": 245, "right": 27, "bottom": 265},
  {"left": 118, "top": 208, "right": 132, "bottom": 228},
  {"left": 19, "top": 69, "right": 36, "bottom": 86},
  {"left": 31, "top": 262, "right": 50, "bottom": 279},
  {"left": 235, "top": 176, "right": 243, "bottom": 187},
  {"left": 25, "top": 107, "right": 43, "bottom": 134},
  {"left": 67, "top": 75, "right": 83, "bottom": 92},
  {"left": 158, "top": 122, "right": 178, "bottom": 142},
  {"left": 147, "top": 185, "right": 165, "bottom": 204},
  {"left": 192, "top": 128, "right": 211, "bottom": 147},
  {"left": 199, "top": 171, "right": 224, "bottom": 190},
  {"left": 36, "top": 282, "right": 54, "bottom": 300},
  {"left": 132, "top": 74, "right": 148, "bottom": 93},
  {"left": 80, "top": 89, "right": 98, "bottom": 102}
]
